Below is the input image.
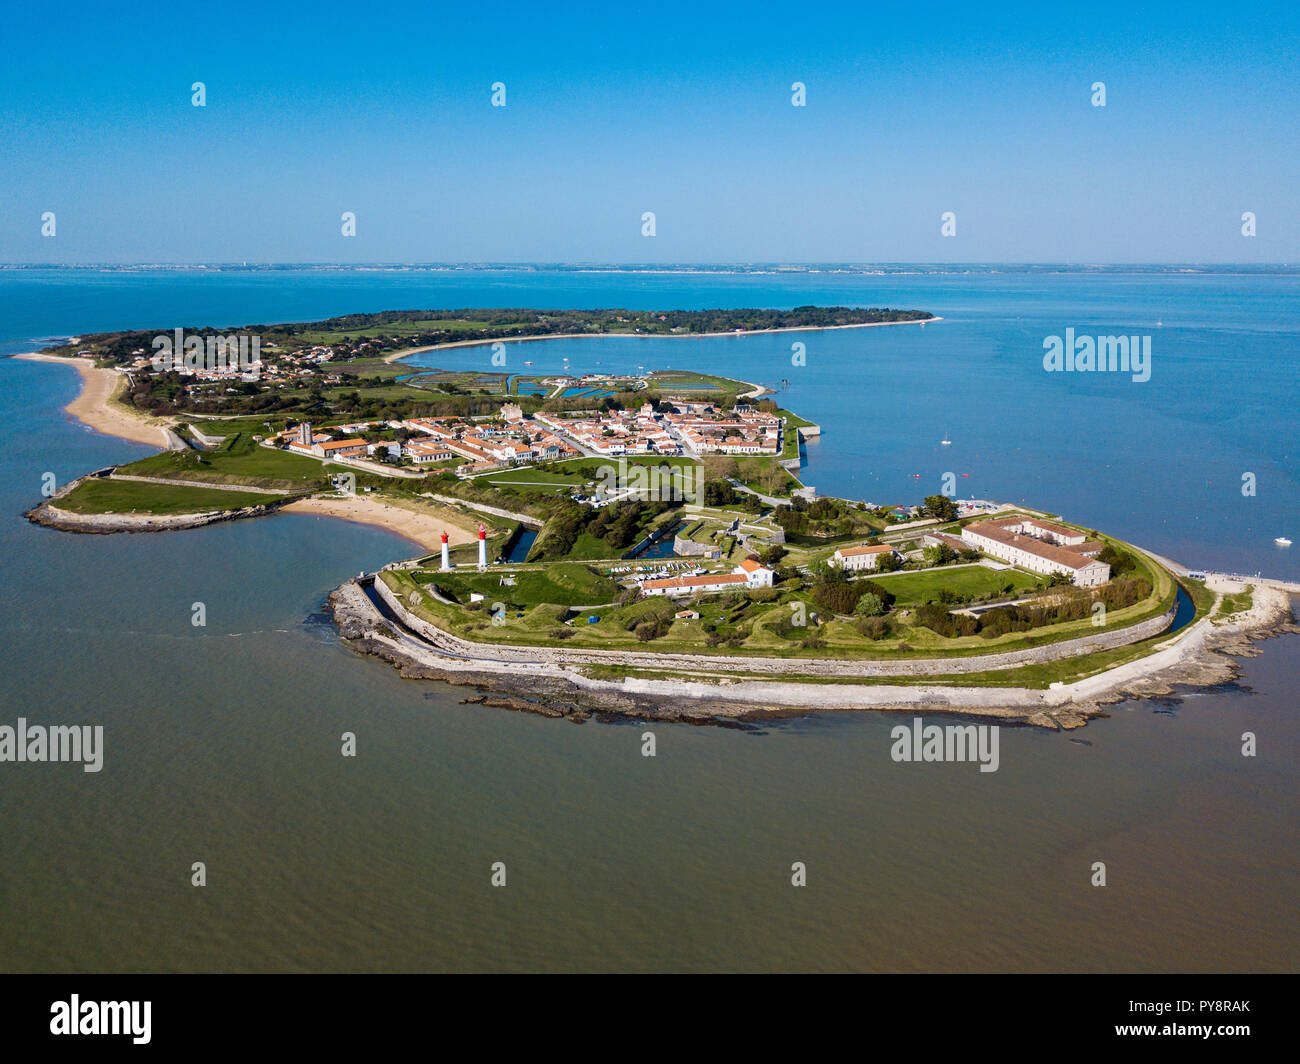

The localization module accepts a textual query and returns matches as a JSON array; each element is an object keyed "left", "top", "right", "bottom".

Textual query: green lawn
[
  {"left": 413, "top": 563, "right": 619, "bottom": 608},
  {"left": 120, "top": 432, "right": 339, "bottom": 489},
  {"left": 867, "top": 565, "right": 1043, "bottom": 605},
  {"left": 479, "top": 456, "right": 700, "bottom": 495},
  {"left": 184, "top": 416, "right": 287, "bottom": 439},
  {"left": 57, "top": 478, "right": 288, "bottom": 516},
  {"left": 382, "top": 548, "right": 1178, "bottom": 662}
]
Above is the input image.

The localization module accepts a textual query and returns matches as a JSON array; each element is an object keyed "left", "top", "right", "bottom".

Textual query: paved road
[{"left": 727, "top": 479, "right": 790, "bottom": 508}]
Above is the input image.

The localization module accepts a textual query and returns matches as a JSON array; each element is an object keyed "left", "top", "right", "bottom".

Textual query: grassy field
[
  {"left": 478, "top": 455, "right": 699, "bottom": 494},
  {"left": 413, "top": 563, "right": 619, "bottom": 608},
  {"left": 383, "top": 547, "right": 1176, "bottom": 661},
  {"left": 57, "top": 478, "right": 288, "bottom": 516},
  {"left": 866, "top": 565, "right": 1043, "bottom": 605},
  {"left": 1218, "top": 586, "right": 1255, "bottom": 617},
  {"left": 184, "top": 416, "right": 288, "bottom": 438},
  {"left": 121, "top": 432, "right": 339, "bottom": 489},
  {"left": 643, "top": 370, "right": 743, "bottom": 397}
]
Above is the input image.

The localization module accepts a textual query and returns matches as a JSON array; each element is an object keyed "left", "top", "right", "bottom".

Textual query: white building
[
  {"left": 641, "top": 559, "right": 775, "bottom": 597},
  {"left": 403, "top": 440, "right": 453, "bottom": 464},
  {"left": 736, "top": 557, "right": 775, "bottom": 588},
  {"left": 830, "top": 544, "right": 898, "bottom": 571},
  {"left": 961, "top": 518, "right": 1109, "bottom": 587}
]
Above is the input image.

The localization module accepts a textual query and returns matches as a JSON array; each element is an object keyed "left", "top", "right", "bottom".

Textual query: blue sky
[{"left": 2, "top": 0, "right": 1297, "bottom": 263}]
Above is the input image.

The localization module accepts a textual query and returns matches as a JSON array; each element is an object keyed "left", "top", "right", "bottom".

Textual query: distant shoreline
[
  {"left": 381, "top": 315, "right": 942, "bottom": 363},
  {"left": 11, "top": 316, "right": 939, "bottom": 444}
]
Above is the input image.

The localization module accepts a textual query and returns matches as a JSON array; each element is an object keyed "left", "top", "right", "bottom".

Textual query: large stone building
[{"left": 960, "top": 518, "right": 1110, "bottom": 587}]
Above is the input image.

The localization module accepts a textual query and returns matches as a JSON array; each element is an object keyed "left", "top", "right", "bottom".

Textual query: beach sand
[
  {"left": 16, "top": 352, "right": 493, "bottom": 551},
  {"left": 281, "top": 495, "right": 483, "bottom": 552},
  {"left": 13, "top": 352, "right": 171, "bottom": 448}
]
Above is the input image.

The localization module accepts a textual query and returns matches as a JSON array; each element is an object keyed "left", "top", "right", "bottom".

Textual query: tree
[
  {"left": 923, "top": 543, "right": 955, "bottom": 566},
  {"left": 874, "top": 550, "right": 902, "bottom": 573},
  {"left": 922, "top": 494, "right": 958, "bottom": 521},
  {"left": 854, "top": 592, "right": 886, "bottom": 617}
]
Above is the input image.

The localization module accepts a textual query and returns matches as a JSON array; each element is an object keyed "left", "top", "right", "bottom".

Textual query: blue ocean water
[{"left": 0, "top": 268, "right": 1296, "bottom": 973}]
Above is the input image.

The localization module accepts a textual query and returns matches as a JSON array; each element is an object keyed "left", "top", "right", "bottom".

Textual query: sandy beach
[
  {"left": 281, "top": 495, "right": 483, "bottom": 551},
  {"left": 13, "top": 352, "right": 171, "bottom": 448}
]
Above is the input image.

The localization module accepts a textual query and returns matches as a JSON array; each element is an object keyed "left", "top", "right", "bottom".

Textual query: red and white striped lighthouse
[
  {"left": 440, "top": 530, "right": 451, "bottom": 571},
  {"left": 477, "top": 523, "right": 487, "bottom": 570}
]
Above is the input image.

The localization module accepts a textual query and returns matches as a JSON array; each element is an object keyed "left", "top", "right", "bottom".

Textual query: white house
[
  {"left": 736, "top": 557, "right": 775, "bottom": 588},
  {"left": 404, "top": 440, "right": 454, "bottom": 464},
  {"left": 830, "top": 543, "right": 898, "bottom": 571}
]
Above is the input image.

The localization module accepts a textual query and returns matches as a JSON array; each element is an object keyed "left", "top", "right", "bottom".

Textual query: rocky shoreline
[{"left": 328, "top": 578, "right": 1298, "bottom": 729}]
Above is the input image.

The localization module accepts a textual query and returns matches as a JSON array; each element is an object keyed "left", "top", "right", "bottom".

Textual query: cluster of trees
[
  {"left": 774, "top": 496, "right": 860, "bottom": 539},
  {"left": 912, "top": 573, "right": 1154, "bottom": 639},
  {"left": 534, "top": 499, "right": 669, "bottom": 560},
  {"left": 811, "top": 573, "right": 896, "bottom": 616},
  {"left": 1097, "top": 545, "right": 1136, "bottom": 577},
  {"left": 701, "top": 455, "right": 791, "bottom": 497},
  {"left": 921, "top": 495, "right": 959, "bottom": 521}
]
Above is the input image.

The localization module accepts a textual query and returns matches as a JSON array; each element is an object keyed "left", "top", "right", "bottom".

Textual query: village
[{"left": 265, "top": 398, "right": 784, "bottom": 476}]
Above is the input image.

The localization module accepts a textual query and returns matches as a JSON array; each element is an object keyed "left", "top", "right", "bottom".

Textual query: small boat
[
  {"left": 911, "top": 473, "right": 921, "bottom": 478},
  {"left": 1276, "top": 537, "right": 1292, "bottom": 547},
  {"left": 941, "top": 435, "right": 951, "bottom": 445},
  {"left": 961, "top": 472, "right": 971, "bottom": 477},
  {"left": 524, "top": 360, "right": 533, "bottom": 365}
]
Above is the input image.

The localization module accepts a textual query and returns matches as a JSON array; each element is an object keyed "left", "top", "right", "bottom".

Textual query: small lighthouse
[
  {"left": 440, "top": 530, "right": 451, "bottom": 571},
  {"left": 477, "top": 523, "right": 487, "bottom": 570}
]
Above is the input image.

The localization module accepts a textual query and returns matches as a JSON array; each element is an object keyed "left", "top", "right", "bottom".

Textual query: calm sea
[{"left": 0, "top": 268, "right": 1296, "bottom": 972}]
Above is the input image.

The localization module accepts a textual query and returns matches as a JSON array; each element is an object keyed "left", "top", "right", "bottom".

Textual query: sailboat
[{"left": 941, "top": 433, "right": 952, "bottom": 445}]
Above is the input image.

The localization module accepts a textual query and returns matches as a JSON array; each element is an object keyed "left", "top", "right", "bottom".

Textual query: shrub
[
  {"left": 812, "top": 581, "right": 861, "bottom": 615},
  {"left": 856, "top": 616, "right": 891, "bottom": 640},
  {"left": 854, "top": 592, "right": 886, "bottom": 617}
]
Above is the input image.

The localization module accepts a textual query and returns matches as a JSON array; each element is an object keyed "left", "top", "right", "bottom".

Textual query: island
[{"left": 16, "top": 305, "right": 1296, "bottom": 729}]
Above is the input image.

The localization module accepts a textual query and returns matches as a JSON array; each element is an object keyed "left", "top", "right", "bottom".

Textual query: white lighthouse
[
  {"left": 477, "top": 523, "right": 487, "bottom": 570},
  {"left": 440, "top": 530, "right": 451, "bottom": 571}
]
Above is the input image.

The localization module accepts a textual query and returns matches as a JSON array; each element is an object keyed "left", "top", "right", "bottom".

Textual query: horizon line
[{"left": 0, "top": 261, "right": 1295, "bottom": 270}]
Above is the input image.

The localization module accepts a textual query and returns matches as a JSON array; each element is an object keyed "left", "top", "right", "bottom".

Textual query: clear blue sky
[{"left": 2, "top": 0, "right": 1296, "bottom": 263}]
